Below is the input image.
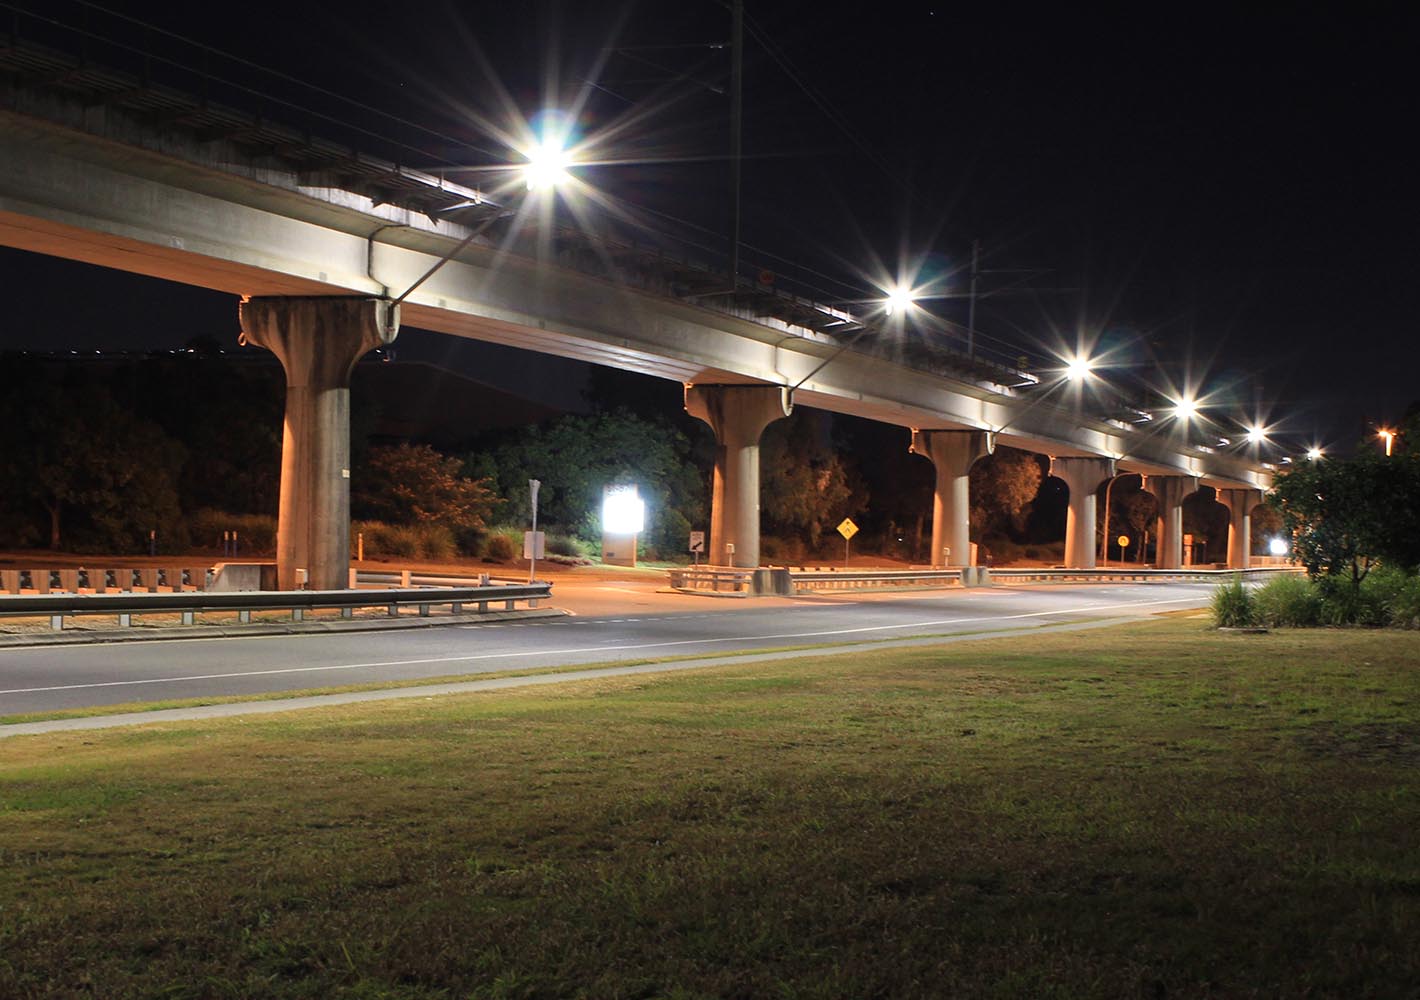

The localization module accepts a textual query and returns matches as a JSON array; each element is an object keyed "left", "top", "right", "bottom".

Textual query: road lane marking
[{"left": 0, "top": 596, "right": 1200, "bottom": 697}]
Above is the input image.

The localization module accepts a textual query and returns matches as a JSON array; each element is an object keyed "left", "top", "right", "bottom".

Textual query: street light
[
  {"left": 523, "top": 138, "right": 573, "bottom": 191},
  {"left": 1172, "top": 396, "right": 1198, "bottom": 421},
  {"left": 1379, "top": 428, "right": 1396, "bottom": 456},
  {"left": 1305, "top": 447, "right": 1323, "bottom": 461},
  {"left": 1064, "top": 355, "right": 1093, "bottom": 381},
  {"left": 883, "top": 286, "right": 915, "bottom": 315}
]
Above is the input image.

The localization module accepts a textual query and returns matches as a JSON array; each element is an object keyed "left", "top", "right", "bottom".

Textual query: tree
[
  {"left": 970, "top": 447, "right": 1043, "bottom": 539},
  {"left": 1119, "top": 489, "right": 1158, "bottom": 561},
  {"left": 0, "top": 367, "right": 185, "bottom": 552},
  {"left": 480, "top": 411, "right": 705, "bottom": 555},
  {"left": 354, "top": 443, "right": 500, "bottom": 531},
  {"left": 1269, "top": 431, "right": 1420, "bottom": 594},
  {"left": 759, "top": 411, "right": 862, "bottom": 551}
]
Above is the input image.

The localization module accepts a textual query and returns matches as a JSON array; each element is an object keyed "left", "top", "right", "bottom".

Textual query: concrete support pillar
[
  {"left": 1049, "top": 456, "right": 1116, "bottom": 568},
  {"left": 684, "top": 384, "right": 792, "bottom": 568},
  {"left": 1220, "top": 488, "right": 1264, "bottom": 569},
  {"left": 909, "top": 429, "right": 994, "bottom": 567},
  {"left": 238, "top": 296, "right": 398, "bottom": 590},
  {"left": 1144, "top": 475, "right": 1200, "bottom": 569}
]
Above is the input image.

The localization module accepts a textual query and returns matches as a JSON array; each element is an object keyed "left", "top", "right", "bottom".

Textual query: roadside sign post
[
  {"left": 528, "top": 479, "right": 541, "bottom": 583},
  {"left": 837, "top": 517, "right": 859, "bottom": 570},
  {"left": 689, "top": 530, "right": 705, "bottom": 567}
]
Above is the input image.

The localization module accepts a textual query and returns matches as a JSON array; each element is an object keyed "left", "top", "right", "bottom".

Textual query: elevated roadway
[{"left": 0, "top": 44, "right": 1271, "bottom": 581}]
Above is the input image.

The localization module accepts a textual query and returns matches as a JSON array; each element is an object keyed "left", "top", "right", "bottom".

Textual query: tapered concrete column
[
  {"left": 909, "top": 429, "right": 994, "bottom": 567},
  {"left": 239, "top": 296, "right": 398, "bottom": 590},
  {"left": 684, "top": 384, "right": 792, "bottom": 568},
  {"left": 1219, "top": 488, "right": 1264, "bottom": 569},
  {"left": 1144, "top": 475, "right": 1200, "bottom": 569},
  {"left": 1049, "top": 456, "right": 1116, "bottom": 568}
]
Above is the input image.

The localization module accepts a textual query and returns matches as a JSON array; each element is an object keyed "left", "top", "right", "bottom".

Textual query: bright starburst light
[
  {"left": 884, "top": 286, "right": 916, "bottom": 315},
  {"left": 523, "top": 138, "right": 572, "bottom": 191}
]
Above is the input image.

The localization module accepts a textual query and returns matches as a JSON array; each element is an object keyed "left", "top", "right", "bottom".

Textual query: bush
[
  {"left": 1389, "top": 574, "right": 1420, "bottom": 629},
  {"left": 189, "top": 509, "right": 277, "bottom": 557},
  {"left": 546, "top": 533, "right": 589, "bottom": 558},
  {"left": 1253, "top": 573, "right": 1321, "bottom": 627},
  {"left": 1211, "top": 576, "right": 1256, "bottom": 628},
  {"left": 352, "top": 521, "right": 459, "bottom": 562},
  {"left": 484, "top": 532, "right": 517, "bottom": 563}
]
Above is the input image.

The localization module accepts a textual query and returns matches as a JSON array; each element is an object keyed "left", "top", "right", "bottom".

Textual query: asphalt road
[{"left": 0, "top": 584, "right": 1216, "bottom": 716}]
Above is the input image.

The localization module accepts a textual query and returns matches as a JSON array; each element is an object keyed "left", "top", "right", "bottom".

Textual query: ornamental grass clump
[
  {"left": 1210, "top": 575, "right": 1256, "bottom": 628},
  {"left": 1253, "top": 573, "right": 1321, "bottom": 627}
]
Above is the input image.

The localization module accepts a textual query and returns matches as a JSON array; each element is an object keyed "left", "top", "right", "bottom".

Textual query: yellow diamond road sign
[{"left": 837, "top": 518, "right": 859, "bottom": 541}]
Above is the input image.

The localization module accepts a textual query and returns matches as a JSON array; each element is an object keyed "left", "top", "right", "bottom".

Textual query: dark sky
[{"left": 4, "top": 1, "right": 1416, "bottom": 448}]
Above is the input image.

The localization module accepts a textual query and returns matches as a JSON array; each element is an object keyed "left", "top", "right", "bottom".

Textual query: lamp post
[{"left": 1379, "top": 428, "right": 1395, "bottom": 456}]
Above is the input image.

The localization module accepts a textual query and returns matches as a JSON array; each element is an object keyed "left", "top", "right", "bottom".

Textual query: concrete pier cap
[
  {"left": 909, "top": 429, "right": 994, "bottom": 568},
  {"left": 684, "top": 383, "right": 792, "bottom": 568},
  {"left": 239, "top": 296, "right": 399, "bottom": 590}
]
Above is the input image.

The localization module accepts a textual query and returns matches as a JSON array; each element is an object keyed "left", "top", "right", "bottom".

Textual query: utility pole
[
  {"left": 966, "top": 238, "right": 980, "bottom": 359},
  {"left": 728, "top": 0, "right": 743, "bottom": 292}
]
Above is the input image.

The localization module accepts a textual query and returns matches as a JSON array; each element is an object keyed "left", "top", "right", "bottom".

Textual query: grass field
[{"left": 2, "top": 619, "right": 1418, "bottom": 998}]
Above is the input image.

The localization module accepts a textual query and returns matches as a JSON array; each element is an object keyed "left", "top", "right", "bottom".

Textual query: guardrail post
[
  {"left": 340, "top": 607, "right": 353, "bottom": 619},
  {"left": 118, "top": 612, "right": 131, "bottom": 627},
  {"left": 239, "top": 610, "right": 251, "bottom": 624},
  {"left": 58, "top": 569, "right": 79, "bottom": 592},
  {"left": 292, "top": 608, "right": 304, "bottom": 622},
  {"left": 181, "top": 611, "right": 195, "bottom": 626},
  {"left": 50, "top": 614, "right": 64, "bottom": 631},
  {"left": 0, "top": 570, "right": 19, "bottom": 594}
]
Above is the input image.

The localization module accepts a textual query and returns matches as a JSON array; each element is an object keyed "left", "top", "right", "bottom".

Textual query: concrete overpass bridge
[{"left": 0, "top": 38, "right": 1271, "bottom": 589}]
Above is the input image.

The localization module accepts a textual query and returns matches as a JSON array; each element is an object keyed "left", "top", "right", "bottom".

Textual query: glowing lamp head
[
  {"left": 883, "top": 287, "right": 915, "bottom": 315},
  {"left": 1172, "top": 396, "right": 1198, "bottom": 421},
  {"left": 1268, "top": 537, "right": 1288, "bottom": 557},
  {"left": 1064, "top": 356, "right": 1093, "bottom": 382},
  {"left": 1245, "top": 425, "right": 1266, "bottom": 444},
  {"left": 1305, "top": 447, "right": 1322, "bottom": 461},
  {"left": 523, "top": 140, "right": 571, "bottom": 191},
  {"left": 602, "top": 485, "right": 645, "bottom": 534}
]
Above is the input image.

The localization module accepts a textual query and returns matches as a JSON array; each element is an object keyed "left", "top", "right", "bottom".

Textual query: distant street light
[
  {"left": 1379, "top": 428, "right": 1396, "bottom": 456},
  {"left": 1172, "top": 396, "right": 1199, "bottom": 421},
  {"left": 1064, "top": 356, "right": 1094, "bottom": 381},
  {"left": 1305, "top": 447, "right": 1323, "bottom": 461}
]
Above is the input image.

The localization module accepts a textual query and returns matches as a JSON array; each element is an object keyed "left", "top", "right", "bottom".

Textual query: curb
[{"left": 0, "top": 607, "right": 570, "bottom": 648}]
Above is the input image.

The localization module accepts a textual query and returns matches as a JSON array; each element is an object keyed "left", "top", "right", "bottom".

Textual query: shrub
[
  {"left": 189, "top": 509, "right": 277, "bottom": 556},
  {"left": 414, "top": 523, "right": 457, "bottom": 562},
  {"left": 484, "top": 533, "right": 517, "bottom": 563},
  {"left": 1211, "top": 576, "right": 1256, "bottom": 628},
  {"left": 1359, "top": 566, "right": 1414, "bottom": 627},
  {"left": 1253, "top": 573, "right": 1320, "bottom": 627},
  {"left": 546, "top": 533, "right": 589, "bottom": 558},
  {"left": 1389, "top": 574, "right": 1420, "bottom": 629}
]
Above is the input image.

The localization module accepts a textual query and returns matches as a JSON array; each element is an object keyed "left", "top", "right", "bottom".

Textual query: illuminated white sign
[{"left": 602, "top": 485, "right": 645, "bottom": 534}]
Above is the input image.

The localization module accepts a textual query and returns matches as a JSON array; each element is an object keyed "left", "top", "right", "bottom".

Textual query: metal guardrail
[
  {"left": 0, "top": 584, "right": 552, "bottom": 631},
  {"left": 983, "top": 566, "right": 1303, "bottom": 585},
  {"left": 666, "top": 567, "right": 758, "bottom": 595},
  {"left": 671, "top": 564, "right": 1303, "bottom": 596},
  {"left": 789, "top": 569, "right": 966, "bottom": 592}
]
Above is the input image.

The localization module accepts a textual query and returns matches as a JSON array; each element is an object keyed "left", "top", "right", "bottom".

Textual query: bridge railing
[{"left": 0, "top": 584, "right": 552, "bottom": 632}]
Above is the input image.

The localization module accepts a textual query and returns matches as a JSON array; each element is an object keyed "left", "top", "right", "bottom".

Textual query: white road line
[{"left": 0, "top": 596, "right": 1199, "bottom": 697}]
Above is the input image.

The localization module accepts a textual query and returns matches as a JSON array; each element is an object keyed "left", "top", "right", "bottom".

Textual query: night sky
[{"left": 4, "top": 1, "right": 1416, "bottom": 448}]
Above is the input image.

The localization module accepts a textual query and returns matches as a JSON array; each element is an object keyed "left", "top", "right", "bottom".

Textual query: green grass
[{"left": 1, "top": 619, "right": 1418, "bottom": 998}]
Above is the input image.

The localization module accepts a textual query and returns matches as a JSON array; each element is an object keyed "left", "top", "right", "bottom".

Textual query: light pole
[{"left": 1379, "top": 428, "right": 1395, "bottom": 456}]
